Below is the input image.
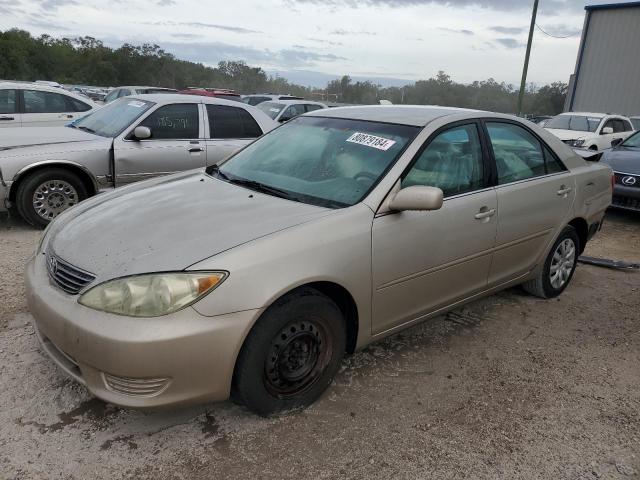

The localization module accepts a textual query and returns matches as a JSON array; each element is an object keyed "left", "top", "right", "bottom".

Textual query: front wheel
[
  {"left": 16, "top": 168, "right": 88, "bottom": 227},
  {"left": 522, "top": 225, "right": 579, "bottom": 299},
  {"left": 232, "top": 288, "right": 346, "bottom": 416}
]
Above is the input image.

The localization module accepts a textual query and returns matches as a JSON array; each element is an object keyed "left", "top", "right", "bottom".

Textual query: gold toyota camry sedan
[{"left": 26, "top": 106, "right": 613, "bottom": 415}]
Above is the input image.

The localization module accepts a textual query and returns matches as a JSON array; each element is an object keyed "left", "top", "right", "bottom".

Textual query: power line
[{"left": 535, "top": 23, "right": 579, "bottom": 39}]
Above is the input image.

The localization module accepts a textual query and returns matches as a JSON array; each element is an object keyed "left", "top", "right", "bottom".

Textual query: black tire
[
  {"left": 589, "top": 145, "right": 598, "bottom": 151},
  {"left": 16, "top": 168, "right": 88, "bottom": 227},
  {"left": 522, "top": 225, "right": 580, "bottom": 299},
  {"left": 232, "top": 287, "right": 346, "bottom": 416}
]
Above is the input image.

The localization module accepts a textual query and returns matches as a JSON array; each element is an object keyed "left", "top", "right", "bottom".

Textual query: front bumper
[
  {"left": 25, "top": 252, "right": 260, "bottom": 408},
  {"left": 612, "top": 184, "right": 640, "bottom": 212}
]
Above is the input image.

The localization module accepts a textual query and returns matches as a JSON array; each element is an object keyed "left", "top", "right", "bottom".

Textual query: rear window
[
  {"left": 546, "top": 115, "right": 602, "bottom": 132},
  {"left": 207, "top": 104, "right": 262, "bottom": 139},
  {"left": 0, "top": 89, "right": 17, "bottom": 114},
  {"left": 138, "top": 88, "right": 176, "bottom": 94}
]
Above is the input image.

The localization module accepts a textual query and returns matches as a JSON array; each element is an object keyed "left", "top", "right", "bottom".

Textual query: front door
[
  {"left": 113, "top": 103, "right": 206, "bottom": 185},
  {"left": 483, "top": 121, "right": 575, "bottom": 285},
  {"left": 21, "top": 89, "right": 79, "bottom": 127},
  {"left": 0, "top": 89, "right": 21, "bottom": 128},
  {"left": 371, "top": 122, "right": 498, "bottom": 335}
]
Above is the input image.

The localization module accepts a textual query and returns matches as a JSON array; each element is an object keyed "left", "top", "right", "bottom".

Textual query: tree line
[{"left": 0, "top": 29, "right": 567, "bottom": 115}]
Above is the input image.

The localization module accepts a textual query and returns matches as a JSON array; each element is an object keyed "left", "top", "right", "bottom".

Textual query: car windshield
[
  {"left": 71, "top": 98, "right": 154, "bottom": 137},
  {"left": 622, "top": 131, "right": 640, "bottom": 148},
  {"left": 546, "top": 114, "right": 602, "bottom": 132},
  {"left": 631, "top": 118, "right": 640, "bottom": 130},
  {"left": 257, "top": 101, "right": 285, "bottom": 119},
  {"left": 210, "top": 116, "right": 419, "bottom": 208}
]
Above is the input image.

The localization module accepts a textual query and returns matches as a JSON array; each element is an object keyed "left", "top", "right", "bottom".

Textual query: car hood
[
  {"left": 545, "top": 129, "right": 592, "bottom": 141},
  {"left": 48, "top": 171, "right": 334, "bottom": 280},
  {"left": 0, "top": 126, "right": 108, "bottom": 155},
  {"left": 601, "top": 146, "right": 640, "bottom": 173}
]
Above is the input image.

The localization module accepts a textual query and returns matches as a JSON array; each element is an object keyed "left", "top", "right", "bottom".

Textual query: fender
[{"left": 10, "top": 160, "right": 100, "bottom": 197}]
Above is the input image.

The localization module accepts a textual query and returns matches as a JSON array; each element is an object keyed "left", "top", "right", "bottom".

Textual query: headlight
[
  {"left": 78, "top": 272, "right": 227, "bottom": 317},
  {"left": 571, "top": 139, "right": 585, "bottom": 147}
]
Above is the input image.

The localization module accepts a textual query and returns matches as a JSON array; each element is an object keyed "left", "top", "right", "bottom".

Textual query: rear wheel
[
  {"left": 522, "top": 225, "right": 579, "bottom": 299},
  {"left": 16, "top": 168, "right": 88, "bottom": 227},
  {"left": 232, "top": 288, "right": 346, "bottom": 416}
]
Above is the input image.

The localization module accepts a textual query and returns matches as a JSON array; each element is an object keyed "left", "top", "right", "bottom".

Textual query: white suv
[
  {"left": 0, "top": 82, "right": 99, "bottom": 128},
  {"left": 545, "top": 112, "right": 635, "bottom": 151}
]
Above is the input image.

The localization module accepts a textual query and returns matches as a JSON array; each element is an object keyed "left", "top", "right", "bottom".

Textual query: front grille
[
  {"left": 103, "top": 373, "right": 171, "bottom": 397},
  {"left": 612, "top": 195, "right": 640, "bottom": 211},
  {"left": 45, "top": 251, "right": 96, "bottom": 295},
  {"left": 614, "top": 172, "right": 640, "bottom": 188}
]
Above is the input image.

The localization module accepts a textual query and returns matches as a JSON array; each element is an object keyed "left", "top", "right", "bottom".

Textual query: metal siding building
[{"left": 565, "top": 2, "right": 640, "bottom": 115}]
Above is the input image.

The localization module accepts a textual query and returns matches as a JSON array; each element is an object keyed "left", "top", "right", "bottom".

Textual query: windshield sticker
[
  {"left": 588, "top": 117, "right": 601, "bottom": 122},
  {"left": 127, "top": 101, "right": 146, "bottom": 108},
  {"left": 346, "top": 132, "right": 396, "bottom": 151}
]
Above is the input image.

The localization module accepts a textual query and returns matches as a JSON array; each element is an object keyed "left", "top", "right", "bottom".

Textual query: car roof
[
  {"left": 116, "top": 86, "right": 176, "bottom": 91},
  {"left": 263, "top": 99, "right": 325, "bottom": 106},
  {"left": 129, "top": 93, "right": 261, "bottom": 107},
  {"left": 305, "top": 105, "right": 480, "bottom": 127},
  {"left": 0, "top": 81, "right": 98, "bottom": 105}
]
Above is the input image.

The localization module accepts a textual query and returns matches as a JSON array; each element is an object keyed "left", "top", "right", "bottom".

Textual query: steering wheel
[{"left": 354, "top": 171, "right": 377, "bottom": 183}]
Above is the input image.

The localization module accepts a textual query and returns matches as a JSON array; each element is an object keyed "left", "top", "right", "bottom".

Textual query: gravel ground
[{"left": 1, "top": 209, "right": 639, "bottom": 480}]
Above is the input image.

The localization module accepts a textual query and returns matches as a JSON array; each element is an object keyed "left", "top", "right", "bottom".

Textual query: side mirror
[
  {"left": 601, "top": 127, "right": 613, "bottom": 135},
  {"left": 611, "top": 138, "right": 623, "bottom": 147},
  {"left": 388, "top": 186, "right": 443, "bottom": 212},
  {"left": 133, "top": 126, "right": 151, "bottom": 140}
]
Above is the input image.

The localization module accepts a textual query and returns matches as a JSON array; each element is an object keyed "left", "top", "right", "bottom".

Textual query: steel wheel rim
[
  {"left": 264, "top": 319, "right": 331, "bottom": 397},
  {"left": 550, "top": 238, "right": 576, "bottom": 289},
  {"left": 32, "top": 180, "right": 78, "bottom": 221}
]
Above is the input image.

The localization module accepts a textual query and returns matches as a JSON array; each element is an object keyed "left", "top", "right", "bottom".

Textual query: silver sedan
[
  {"left": 26, "top": 106, "right": 612, "bottom": 415},
  {"left": 0, "top": 94, "right": 276, "bottom": 226}
]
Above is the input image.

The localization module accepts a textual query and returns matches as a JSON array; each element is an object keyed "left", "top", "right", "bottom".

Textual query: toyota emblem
[{"left": 622, "top": 176, "right": 637, "bottom": 186}]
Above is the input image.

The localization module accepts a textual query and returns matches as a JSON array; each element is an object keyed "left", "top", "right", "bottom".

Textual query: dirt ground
[{"left": 1, "top": 210, "right": 638, "bottom": 480}]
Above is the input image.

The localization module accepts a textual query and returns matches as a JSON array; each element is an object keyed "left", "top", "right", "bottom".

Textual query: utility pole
[{"left": 517, "top": 0, "right": 539, "bottom": 116}]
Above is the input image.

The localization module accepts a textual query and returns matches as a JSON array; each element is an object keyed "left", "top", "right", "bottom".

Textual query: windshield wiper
[
  {"left": 76, "top": 125, "right": 96, "bottom": 134},
  {"left": 228, "top": 177, "right": 298, "bottom": 201}
]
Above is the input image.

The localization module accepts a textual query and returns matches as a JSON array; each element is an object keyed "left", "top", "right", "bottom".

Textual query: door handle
[
  {"left": 0, "top": 116, "right": 14, "bottom": 121},
  {"left": 557, "top": 186, "right": 572, "bottom": 196},
  {"left": 474, "top": 207, "right": 496, "bottom": 220},
  {"left": 188, "top": 147, "right": 204, "bottom": 153},
  {"left": 58, "top": 114, "right": 73, "bottom": 119}
]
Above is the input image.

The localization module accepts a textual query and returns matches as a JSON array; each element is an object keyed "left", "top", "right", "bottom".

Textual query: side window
[
  {"left": 0, "top": 89, "right": 17, "bottom": 114},
  {"left": 66, "top": 96, "right": 92, "bottom": 112},
  {"left": 624, "top": 120, "right": 634, "bottom": 132},
  {"left": 402, "top": 123, "right": 484, "bottom": 197},
  {"left": 104, "top": 90, "right": 119, "bottom": 103},
  {"left": 543, "top": 146, "right": 566, "bottom": 174},
  {"left": 486, "top": 122, "right": 546, "bottom": 184},
  {"left": 601, "top": 119, "right": 615, "bottom": 134},
  {"left": 207, "top": 105, "right": 262, "bottom": 139},
  {"left": 117, "top": 89, "right": 130, "bottom": 98},
  {"left": 305, "top": 104, "right": 323, "bottom": 113},
  {"left": 139, "top": 104, "right": 199, "bottom": 139},
  {"left": 23, "top": 90, "right": 68, "bottom": 113},
  {"left": 281, "top": 104, "right": 305, "bottom": 121},
  {"left": 613, "top": 119, "right": 626, "bottom": 133}
]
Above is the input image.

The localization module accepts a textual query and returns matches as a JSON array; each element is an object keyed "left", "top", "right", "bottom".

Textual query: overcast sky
[{"left": 0, "top": 0, "right": 633, "bottom": 86}]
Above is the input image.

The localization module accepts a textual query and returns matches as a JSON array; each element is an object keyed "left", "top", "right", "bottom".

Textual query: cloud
[
  {"left": 141, "top": 21, "right": 262, "bottom": 34},
  {"left": 287, "top": 0, "right": 586, "bottom": 13},
  {"left": 490, "top": 26, "right": 525, "bottom": 34},
  {"left": 438, "top": 27, "right": 474, "bottom": 35},
  {"left": 330, "top": 29, "right": 377, "bottom": 35},
  {"left": 156, "top": 0, "right": 175, "bottom": 4},
  {"left": 307, "top": 37, "right": 344, "bottom": 46},
  {"left": 39, "top": 0, "right": 79, "bottom": 11},
  {"left": 494, "top": 37, "right": 525, "bottom": 49},
  {"left": 171, "top": 32, "right": 202, "bottom": 39},
  {"left": 159, "top": 41, "right": 348, "bottom": 68},
  {"left": 27, "top": 17, "right": 71, "bottom": 30}
]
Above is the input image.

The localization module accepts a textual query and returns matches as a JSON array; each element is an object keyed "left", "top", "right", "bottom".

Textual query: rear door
[
  {"left": 483, "top": 120, "right": 574, "bottom": 286},
  {"left": 21, "top": 89, "right": 86, "bottom": 127},
  {"left": 113, "top": 102, "right": 206, "bottom": 185},
  {"left": 0, "top": 88, "right": 21, "bottom": 128},
  {"left": 204, "top": 104, "right": 264, "bottom": 165}
]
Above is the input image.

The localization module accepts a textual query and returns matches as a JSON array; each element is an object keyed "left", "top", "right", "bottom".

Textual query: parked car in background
[
  {"left": 103, "top": 86, "right": 177, "bottom": 104},
  {"left": 545, "top": 112, "right": 635, "bottom": 151},
  {"left": 0, "top": 82, "right": 98, "bottom": 129},
  {"left": 179, "top": 88, "right": 242, "bottom": 102},
  {"left": 242, "top": 94, "right": 304, "bottom": 106},
  {"left": 26, "top": 106, "right": 612, "bottom": 415},
  {"left": 257, "top": 99, "right": 327, "bottom": 122},
  {"left": 601, "top": 130, "right": 640, "bottom": 212},
  {"left": 0, "top": 94, "right": 276, "bottom": 226},
  {"left": 630, "top": 116, "right": 640, "bottom": 130}
]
